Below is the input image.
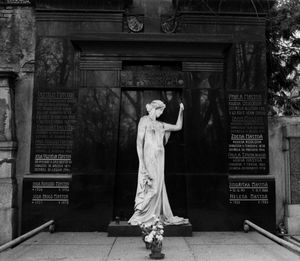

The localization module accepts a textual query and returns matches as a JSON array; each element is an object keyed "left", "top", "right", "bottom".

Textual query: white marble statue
[{"left": 128, "top": 100, "right": 189, "bottom": 226}]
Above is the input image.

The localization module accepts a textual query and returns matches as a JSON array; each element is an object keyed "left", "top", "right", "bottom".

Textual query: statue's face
[{"left": 155, "top": 107, "right": 164, "bottom": 118}]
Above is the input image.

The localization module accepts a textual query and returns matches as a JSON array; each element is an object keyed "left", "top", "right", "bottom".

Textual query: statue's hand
[{"left": 179, "top": 103, "right": 184, "bottom": 111}]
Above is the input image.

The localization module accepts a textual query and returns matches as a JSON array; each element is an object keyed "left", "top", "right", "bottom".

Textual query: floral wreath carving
[
  {"left": 127, "top": 15, "right": 144, "bottom": 33},
  {"left": 161, "top": 15, "right": 178, "bottom": 33}
]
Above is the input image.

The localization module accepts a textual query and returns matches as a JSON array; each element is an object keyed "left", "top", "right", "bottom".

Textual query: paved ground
[{"left": 0, "top": 231, "right": 299, "bottom": 261}]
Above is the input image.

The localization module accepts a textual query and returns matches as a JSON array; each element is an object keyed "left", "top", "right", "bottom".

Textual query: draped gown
[{"left": 128, "top": 116, "right": 188, "bottom": 226}]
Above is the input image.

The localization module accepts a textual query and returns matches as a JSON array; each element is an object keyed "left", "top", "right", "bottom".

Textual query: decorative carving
[
  {"left": 3, "top": 0, "right": 31, "bottom": 5},
  {"left": 121, "top": 71, "right": 185, "bottom": 88},
  {"left": 161, "top": 15, "right": 178, "bottom": 33},
  {"left": 126, "top": 15, "right": 144, "bottom": 33}
]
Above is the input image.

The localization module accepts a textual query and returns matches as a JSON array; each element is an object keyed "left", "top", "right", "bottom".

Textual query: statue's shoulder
[{"left": 139, "top": 116, "right": 149, "bottom": 126}]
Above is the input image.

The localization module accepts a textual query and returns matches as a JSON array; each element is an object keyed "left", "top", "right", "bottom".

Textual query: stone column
[
  {"left": 0, "top": 71, "right": 18, "bottom": 244},
  {"left": 283, "top": 123, "right": 300, "bottom": 235}
]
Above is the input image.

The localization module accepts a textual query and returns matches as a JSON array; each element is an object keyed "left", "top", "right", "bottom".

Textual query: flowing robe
[{"left": 128, "top": 116, "right": 188, "bottom": 226}]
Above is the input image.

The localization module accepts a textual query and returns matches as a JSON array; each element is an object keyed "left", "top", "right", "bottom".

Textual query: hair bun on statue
[
  {"left": 145, "top": 100, "right": 166, "bottom": 114},
  {"left": 146, "top": 103, "right": 152, "bottom": 113}
]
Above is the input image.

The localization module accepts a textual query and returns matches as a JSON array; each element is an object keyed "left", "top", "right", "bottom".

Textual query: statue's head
[{"left": 146, "top": 100, "right": 166, "bottom": 118}]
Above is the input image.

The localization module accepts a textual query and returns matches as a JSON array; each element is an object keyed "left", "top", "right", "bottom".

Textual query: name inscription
[
  {"left": 229, "top": 181, "right": 270, "bottom": 205},
  {"left": 31, "top": 181, "right": 70, "bottom": 205},
  {"left": 227, "top": 92, "right": 268, "bottom": 174},
  {"left": 31, "top": 90, "right": 76, "bottom": 173}
]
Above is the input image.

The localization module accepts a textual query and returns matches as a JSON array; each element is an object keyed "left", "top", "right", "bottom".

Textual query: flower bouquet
[
  {"left": 140, "top": 217, "right": 165, "bottom": 259},
  {"left": 140, "top": 223, "right": 152, "bottom": 249}
]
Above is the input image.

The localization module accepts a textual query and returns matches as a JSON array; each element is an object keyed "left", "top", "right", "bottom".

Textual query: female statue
[{"left": 128, "top": 100, "right": 189, "bottom": 226}]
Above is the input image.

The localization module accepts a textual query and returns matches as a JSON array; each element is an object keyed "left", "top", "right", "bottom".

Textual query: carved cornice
[
  {"left": 36, "top": 9, "right": 124, "bottom": 22},
  {"left": 180, "top": 13, "right": 266, "bottom": 26},
  {"left": 80, "top": 56, "right": 122, "bottom": 71}
]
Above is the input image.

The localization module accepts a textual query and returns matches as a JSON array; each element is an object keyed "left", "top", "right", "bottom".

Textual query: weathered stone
[
  {"left": 290, "top": 138, "right": 300, "bottom": 204},
  {"left": 0, "top": 179, "right": 16, "bottom": 208},
  {"left": 0, "top": 208, "right": 16, "bottom": 244},
  {"left": 0, "top": 145, "right": 16, "bottom": 179}
]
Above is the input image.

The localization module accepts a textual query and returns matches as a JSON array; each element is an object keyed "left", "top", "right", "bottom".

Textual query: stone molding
[
  {"left": 36, "top": 9, "right": 124, "bottom": 22},
  {"left": 180, "top": 13, "right": 266, "bottom": 26},
  {"left": 80, "top": 58, "right": 122, "bottom": 71},
  {"left": 182, "top": 61, "right": 223, "bottom": 72}
]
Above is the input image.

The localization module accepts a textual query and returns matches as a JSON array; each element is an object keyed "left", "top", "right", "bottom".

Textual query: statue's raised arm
[{"left": 163, "top": 103, "right": 184, "bottom": 132}]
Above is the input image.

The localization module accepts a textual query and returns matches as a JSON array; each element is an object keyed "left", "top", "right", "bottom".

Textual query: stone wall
[
  {"left": 268, "top": 116, "right": 300, "bottom": 226},
  {"left": 0, "top": 4, "right": 35, "bottom": 244}
]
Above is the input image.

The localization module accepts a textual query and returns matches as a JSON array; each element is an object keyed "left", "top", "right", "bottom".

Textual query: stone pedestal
[
  {"left": 285, "top": 204, "right": 300, "bottom": 235},
  {"left": 0, "top": 72, "right": 18, "bottom": 244},
  {"left": 107, "top": 221, "right": 193, "bottom": 237}
]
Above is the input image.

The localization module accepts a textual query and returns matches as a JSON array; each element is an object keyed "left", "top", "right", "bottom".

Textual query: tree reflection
[{"left": 72, "top": 88, "right": 120, "bottom": 172}]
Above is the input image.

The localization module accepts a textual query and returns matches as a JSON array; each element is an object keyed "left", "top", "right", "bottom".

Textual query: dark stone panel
[
  {"left": 235, "top": 42, "right": 267, "bottom": 90},
  {"left": 183, "top": 87, "right": 227, "bottom": 173},
  {"left": 35, "top": 0, "right": 128, "bottom": 9},
  {"left": 186, "top": 174, "right": 231, "bottom": 231},
  {"left": 37, "top": 21, "right": 124, "bottom": 37},
  {"left": 22, "top": 174, "right": 115, "bottom": 233},
  {"left": 186, "top": 175, "right": 275, "bottom": 232},
  {"left": 35, "top": 38, "right": 76, "bottom": 89},
  {"left": 72, "top": 87, "right": 120, "bottom": 173},
  {"left": 290, "top": 138, "right": 300, "bottom": 204},
  {"left": 177, "top": 0, "right": 272, "bottom": 13},
  {"left": 224, "top": 44, "right": 236, "bottom": 91},
  {"left": 228, "top": 177, "right": 276, "bottom": 233},
  {"left": 81, "top": 71, "right": 119, "bottom": 88}
]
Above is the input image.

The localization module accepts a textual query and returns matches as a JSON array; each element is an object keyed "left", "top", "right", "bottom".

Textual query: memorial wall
[{"left": 22, "top": 0, "right": 275, "bottom": 233}]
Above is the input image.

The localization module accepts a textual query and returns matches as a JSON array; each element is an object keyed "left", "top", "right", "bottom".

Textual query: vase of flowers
[
  {"left": 142, "top": 217, "right": 165, "bottom": 259},
  {"left": 140, "top": 223, "right": 152, "bottom": 249}
]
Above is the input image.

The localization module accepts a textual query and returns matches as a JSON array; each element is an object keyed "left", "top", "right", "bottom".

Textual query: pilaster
[{"left": 0, "top": 71, "right": 18, "bottom": 244}]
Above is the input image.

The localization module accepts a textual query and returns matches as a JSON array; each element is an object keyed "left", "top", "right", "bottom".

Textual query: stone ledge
[
  {"left": 107, "top": 221, "right": 192, "bottom": 237},
  {"left": 0, "top": 141, "right": 17, "bottom": 151}
]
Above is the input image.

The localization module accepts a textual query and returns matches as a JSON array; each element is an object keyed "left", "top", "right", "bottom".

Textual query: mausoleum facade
[{"left": 1, "top": 0, "right": 299, "bottom": 244}]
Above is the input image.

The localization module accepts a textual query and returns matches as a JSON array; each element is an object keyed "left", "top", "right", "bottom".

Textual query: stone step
[{"left": 107, "top": 221, "right": 193, "bottom": 237}]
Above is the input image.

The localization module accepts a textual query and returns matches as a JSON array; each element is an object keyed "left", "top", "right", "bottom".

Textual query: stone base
[
  {"left": 107, "top": 221, "right": 193, "bottom": 237},
  {"left": 285, "top": 204, "right": 300, "bottom": 235}
]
